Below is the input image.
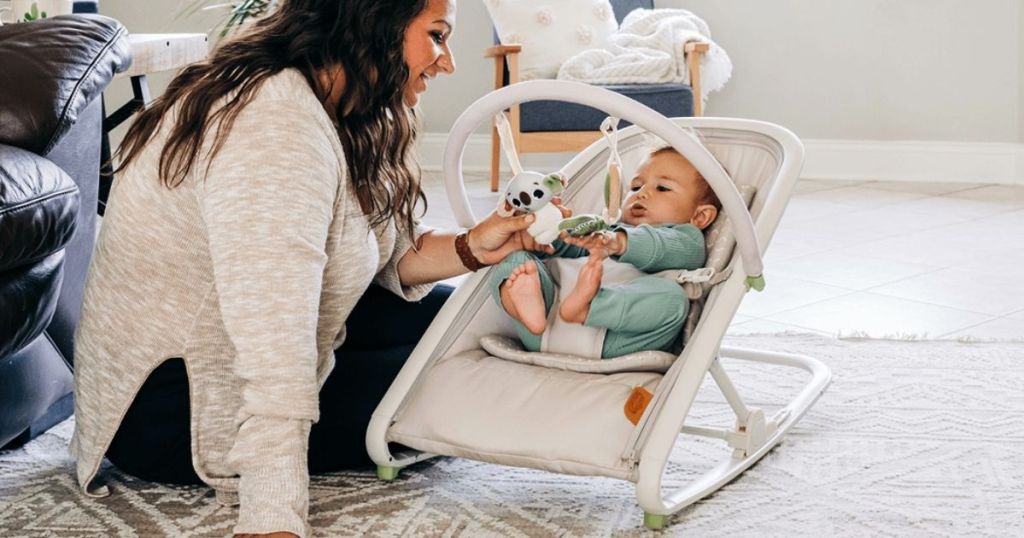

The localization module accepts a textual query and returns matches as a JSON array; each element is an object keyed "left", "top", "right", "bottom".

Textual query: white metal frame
[{"left": 367, "top": 80, "right": 832, "bottom": 529}]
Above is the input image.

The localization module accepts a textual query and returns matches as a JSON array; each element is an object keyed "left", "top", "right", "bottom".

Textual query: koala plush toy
[{"left": 497, "top": 171, "right": 567, "bottom": 245}]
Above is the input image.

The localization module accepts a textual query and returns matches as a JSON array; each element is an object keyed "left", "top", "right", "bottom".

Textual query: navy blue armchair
[{"left": 485, "top": 0, "right": 708, "bottom": 191}]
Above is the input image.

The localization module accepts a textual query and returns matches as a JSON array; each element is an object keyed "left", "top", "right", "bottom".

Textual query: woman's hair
[{"left": 115, "top": 0, "right": 429, "bottom": 235}]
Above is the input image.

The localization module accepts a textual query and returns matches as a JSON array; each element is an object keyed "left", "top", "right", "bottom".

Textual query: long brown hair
[{"left": 115, "top": 0, "right": 429, "bottom": 234}]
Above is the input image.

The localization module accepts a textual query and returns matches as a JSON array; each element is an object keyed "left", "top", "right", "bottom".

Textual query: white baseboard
[
  {"left": 417, "top": 132, "right": 1024, "bottom": 186},
  {"left": 801, "top": 139, "right": 1024, "bottom": 185}
]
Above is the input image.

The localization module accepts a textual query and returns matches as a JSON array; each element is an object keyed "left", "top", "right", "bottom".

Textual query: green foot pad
[
  {"left": 643, "top": 512, "right": 668, "bottom": 530},
  {"left": 376, "top": 465, "right": 400, "bottom": 481}
]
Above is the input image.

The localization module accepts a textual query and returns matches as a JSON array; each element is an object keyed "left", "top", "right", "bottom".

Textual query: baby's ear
[{"left": 691, "top": 204, "right": 719, "bottom": 230}]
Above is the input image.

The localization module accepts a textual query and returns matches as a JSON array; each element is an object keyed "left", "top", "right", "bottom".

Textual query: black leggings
[{"left": 106, "top": 284, "right": 453, "bottom": 485}]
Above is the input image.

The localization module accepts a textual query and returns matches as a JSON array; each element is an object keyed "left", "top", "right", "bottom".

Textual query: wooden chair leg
[
  {"left": 687, "top": 50, "right": 703, "bottom": 116},
  {"left": 684, "top": 42, "right": 708, "bottom": 117},
  {"left": 488, "top": 50, "right": 511, "bottom": 192}
]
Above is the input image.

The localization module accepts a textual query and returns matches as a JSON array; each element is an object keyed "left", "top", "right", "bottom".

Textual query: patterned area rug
[{"left": 2, "top": 335, "right": 1023, "bottom": 537}]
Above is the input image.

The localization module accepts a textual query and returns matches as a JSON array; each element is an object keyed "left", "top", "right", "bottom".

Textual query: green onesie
[{"left": 489, "top": 223, "right": 706, "bottom": 358}]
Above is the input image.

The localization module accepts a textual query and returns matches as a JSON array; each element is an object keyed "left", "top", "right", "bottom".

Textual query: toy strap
[
  {"left": 493, "top": 112, "right": 523, "bottom": 176},
  {"left": 600, "top": 117, "right": 623, "bottom": 223}
]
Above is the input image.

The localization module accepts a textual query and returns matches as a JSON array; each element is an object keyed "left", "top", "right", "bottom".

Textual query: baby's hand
[
  {"left": 588, "top": 246, "right": 612, "bottom": 261},
  {"left": 561, "top": 230, "right": 627, "bottom": 256}
]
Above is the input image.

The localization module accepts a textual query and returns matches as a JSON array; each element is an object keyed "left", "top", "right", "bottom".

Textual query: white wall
[
  {"left": 663, "top": 0, "right": 1021, "bottom": 144},
  {"left": 1019, "top": 0, "right": 1024, "bottom": 143},
  {"left": 100, "top": 0, "right": 1024, "bottom": 182},
  {"left": 420, "top": 0, "right": 1022, "bottom": 143}
]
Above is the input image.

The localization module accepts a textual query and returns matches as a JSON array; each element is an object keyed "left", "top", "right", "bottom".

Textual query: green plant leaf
[
  {"left": 181, "top": 0, "right": 212, "bottom": 18},
  {"left": 178, "top": 0, "right": 274, "bottom": 40}
]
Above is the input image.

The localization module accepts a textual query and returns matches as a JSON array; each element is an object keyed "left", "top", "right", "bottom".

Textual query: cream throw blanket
[{"left": 557, "top": 8, "right": 732, "bottom": 101}]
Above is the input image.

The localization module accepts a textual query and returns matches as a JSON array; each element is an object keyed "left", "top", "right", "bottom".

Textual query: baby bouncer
[{"left": 367, "top": 80, "right": 831, "bottom": 529}]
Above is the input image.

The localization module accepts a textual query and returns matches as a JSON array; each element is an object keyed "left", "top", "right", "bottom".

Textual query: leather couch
[{"left": 0, "top": 15, "right": 131, "bottom": 449}]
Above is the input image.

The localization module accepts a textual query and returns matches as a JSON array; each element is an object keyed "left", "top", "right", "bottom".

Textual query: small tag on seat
[{"left": 624, "top": 385, "right": 654, "bottom": 425}]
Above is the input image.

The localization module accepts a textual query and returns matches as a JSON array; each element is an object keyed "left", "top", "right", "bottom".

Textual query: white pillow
[{"left": 484, "top": 0, "right": 618, "bottom": 81}]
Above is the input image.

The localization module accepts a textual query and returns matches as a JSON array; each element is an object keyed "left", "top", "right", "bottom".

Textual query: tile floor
[{"left": 420, "top": 173, "right": 1024, "bottom": 341}]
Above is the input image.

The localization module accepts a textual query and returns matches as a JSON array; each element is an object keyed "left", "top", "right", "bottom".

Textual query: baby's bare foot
[
  {"left": 560, "top": 255, "right": 604, "bottom": 324},
  {"left": 500, "top": 261, "right": 548, "bottom": 335}
]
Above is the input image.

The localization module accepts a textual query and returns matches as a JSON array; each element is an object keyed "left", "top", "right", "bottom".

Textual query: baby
[{"left": 490, "top": 146, "right": 721, "bottom": 359}]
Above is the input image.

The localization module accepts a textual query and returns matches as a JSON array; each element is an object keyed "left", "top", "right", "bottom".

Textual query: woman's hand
[
  {"left": 467, "top": 212, "right": 536, "bottom": 264},
  {"left": 513, "top": 199, "right": 572, "bottom": 255},
  {"left": 468, "top": 199, "right": 572, "bottom": 263}
]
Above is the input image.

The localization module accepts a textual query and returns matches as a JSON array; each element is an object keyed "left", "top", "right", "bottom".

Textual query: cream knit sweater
[{"left": 71, "top": 69, "right": 432, "bottom": 537}]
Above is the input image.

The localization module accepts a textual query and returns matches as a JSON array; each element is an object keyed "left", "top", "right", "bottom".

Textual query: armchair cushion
[
  {"left": 485, "top": 0, "right": 617, "bottom": 80},
  {"left": 0, "top": 144, "right": 79, "bottom": 359},
  {"left": 0, "top": 14, "right": 131, "bottom": 155},
  {"left": 0, "top": 251, "right": 66, "bottom": 359},
  {"left": 519, "top": 82, "right": 693, "bottom": 132},
  {"left": 0, "top": 146, "right": 80, "bottom": 273}
]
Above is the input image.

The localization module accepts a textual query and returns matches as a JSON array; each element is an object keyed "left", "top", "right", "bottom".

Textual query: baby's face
[{"left": 620, "top": 151, "right": 705, "bottom": 226}]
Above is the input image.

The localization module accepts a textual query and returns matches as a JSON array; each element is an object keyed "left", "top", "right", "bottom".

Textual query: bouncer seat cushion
[
  {"left": 388, "top": 352, "right": 662, "bottom": 479},
  {"left": 481, "top": 334, "right": 676, "bottom": 373}
]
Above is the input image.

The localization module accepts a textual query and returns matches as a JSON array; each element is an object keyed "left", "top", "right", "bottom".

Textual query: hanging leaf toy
[
  {"left": 558, "top": 214, "right": 610, "bottom": 237},
  {"left": 555, "top": 117, "right": 625, "bottom": 238}
]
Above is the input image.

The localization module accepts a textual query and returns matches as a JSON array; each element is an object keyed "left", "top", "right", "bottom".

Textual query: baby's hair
[{"left": 640, "top": 134, "right": 723, "bottom": 210}]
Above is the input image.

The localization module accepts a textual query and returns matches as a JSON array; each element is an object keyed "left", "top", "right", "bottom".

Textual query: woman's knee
[{"left": 342, "top": 284, "right": 453, "bottom": 350}]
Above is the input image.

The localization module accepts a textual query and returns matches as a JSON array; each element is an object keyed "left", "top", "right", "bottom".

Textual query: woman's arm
[
  {"left": 396, "top": 214, "right": 532, "bottom": 285},
  {"left": 197, "top": 93, "right": 337, "bottom": 538},
  {"left": 397, "top": 203, "right": 574, "bottom": 286},
  {"left": 394, "top": 229, "right": 470, "bottom": 285}
]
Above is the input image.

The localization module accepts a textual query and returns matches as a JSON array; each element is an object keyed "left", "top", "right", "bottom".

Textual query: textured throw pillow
[{"left": 484, "top": 0, "right": 618, "bottom": 80}]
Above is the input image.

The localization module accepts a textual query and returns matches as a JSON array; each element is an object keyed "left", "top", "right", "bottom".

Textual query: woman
[{"left": 72, "top": 1, "right": 550, "bottom": 536}]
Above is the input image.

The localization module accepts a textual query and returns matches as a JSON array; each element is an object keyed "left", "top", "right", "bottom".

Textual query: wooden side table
[{"left": 100, "top": 33, "right": 209, "bottom": 214}]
